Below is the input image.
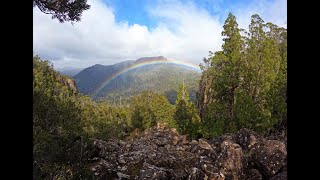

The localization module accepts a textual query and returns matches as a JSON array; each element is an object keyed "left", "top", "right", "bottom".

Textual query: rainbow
[{"left": 92, "top": 59, "right": 201, "bottom": 97}]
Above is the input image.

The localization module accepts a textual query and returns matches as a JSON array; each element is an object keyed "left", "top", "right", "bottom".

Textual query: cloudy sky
[{"left": 33, "top": 0, "right": 287, "bottom": 69}]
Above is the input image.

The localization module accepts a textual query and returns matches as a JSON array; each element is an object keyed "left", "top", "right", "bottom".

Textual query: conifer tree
[
  {"left": 198, "top": 13, "right": 286, "bottom": 136},
  {"left": 175, "top": 82, "right": 200, "bottom": 137}
]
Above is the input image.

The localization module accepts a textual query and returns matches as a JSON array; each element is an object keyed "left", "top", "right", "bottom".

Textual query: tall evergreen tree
[
  {"left": 176, "top": 80, "right": 189, "bottom": 103},
  {"left": 200, "top": 13, "right": 244, "bottom": 136},
  {"left": 198, "top": 13, "right": 286, "bottom": 137},
  {"left": 175, "top": 82, "right": 200, "bottom": 138}
]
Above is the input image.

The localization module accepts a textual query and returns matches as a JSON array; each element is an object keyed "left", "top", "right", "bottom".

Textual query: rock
[
  {"left": 186, "top": 167, "right": 207, "bottom": 180},
  {"left": 117, "top": 172, "right": 131, "bottom": 179},
  {"left": 56, "top": 75, "right": 78, "bottom": 92},
  {"left": 245, "top": 169, "right": 263, "bottom": 180},
  {"left": 85, "top": 123, "right": 286, "bottom": 180},
  {"left": 172, "top": 135, "right": 180, "bottom": 145},
  {"left": 270, "top": 171, "right": 287, "bottom": 180},
  {"left": 211, "top": 172, "right": 225, "bottom": 180},
  {"left": 180, "top": 134, "right": 189, "bottom": 145},
  {"left": 198, "top": 138, "right": 213, "bottom": 150},
  {"left": 265, "top": 118, "right": 287, "bottom": 144},
  {"left": 251, "top": 140, "right": 287, "bottom": 177},
  {"left": 235, "top": 128, "right": 260, "bottom": 151},
  {"left": 90, "top": 139, "right": 120, "bottom": 158},
  {"left": 154, "top": 137, "right": 169, "bottom": 147},
  {"left": 190, "top": 139, "right": 215, "bottom": 157},
  {"left": 136, "top": 163, "right": 170, "bottom": 180},
  {"left": 146, "top": 150, "right": 175, "bottom": 168},
  {"left": 215, "top": 140, "right": 243, "bottom": 180},
  {"left": 88, "top": 159, "right": 118, "bottom": 179}
]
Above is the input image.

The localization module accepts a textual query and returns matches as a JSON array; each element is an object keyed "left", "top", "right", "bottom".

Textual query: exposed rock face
[
  {"left": 56, "top": 74, "right": 78, "bottom": 92},
  {"left": 86, "top": 123, "right": 287, "bottom": 180},
  {"left": 64, "top": 78, "right": 78, "bottom": 92}
]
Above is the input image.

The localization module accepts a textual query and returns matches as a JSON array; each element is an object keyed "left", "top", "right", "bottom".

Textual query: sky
[{"left": 33, "top": 0, "right": 287, "bottom": 69}]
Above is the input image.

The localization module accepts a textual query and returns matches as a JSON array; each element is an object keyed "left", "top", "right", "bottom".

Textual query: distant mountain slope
[
  {"left": 74, "top": 56, "right": 201, "bottom": 103},
  {"left": 58, "top": 67, "right": 84, "bottom": 77}
]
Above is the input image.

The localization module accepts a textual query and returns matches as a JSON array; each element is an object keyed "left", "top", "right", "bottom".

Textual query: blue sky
[
  {"left": 103, "top": 0, "right": 286, "bottom": 28},
  {"left": 104, "top": 0, "right": 158, "bottom": 28},
  {"left": 105, "top": 0, "right": 270, "bottom": 29},
  {"left": 33, "top": 0, "right": 287, "bottom": 69}
]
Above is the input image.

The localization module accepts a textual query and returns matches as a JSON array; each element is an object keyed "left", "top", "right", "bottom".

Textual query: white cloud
[
  {"left": 33, "top": 0, "right": 286, "bottom": 69},
  {"left": 234, "top": 0, "right": 287, "bottom": 30}
]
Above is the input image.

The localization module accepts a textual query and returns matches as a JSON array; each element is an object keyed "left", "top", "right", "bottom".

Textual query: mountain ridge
[{"left": 74, "top": 56, "right": 201, "bottom": 103}]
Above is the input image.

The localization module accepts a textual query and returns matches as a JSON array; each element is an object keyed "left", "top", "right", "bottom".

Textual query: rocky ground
[{"left": 85, "top": 121, "right": 287, "bottom": 180}]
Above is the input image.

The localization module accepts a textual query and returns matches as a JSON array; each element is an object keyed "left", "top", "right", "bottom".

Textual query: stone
[
  {"left": 251, "top": 140, "right": 287, "bottom": 177},
  {"left": 85, "top": 123, "right": 287, "bottom": 180}
]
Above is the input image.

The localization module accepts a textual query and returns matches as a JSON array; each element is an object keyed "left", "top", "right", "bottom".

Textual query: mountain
[
  {"left": 58, "top": 67, "right": 84, "bottom": 77},
  {"left": 135, "top": 56, "right": 167, "bottom": 63},
  {"left": 74, "top": 56, "right": 201, "bottom": 104}
]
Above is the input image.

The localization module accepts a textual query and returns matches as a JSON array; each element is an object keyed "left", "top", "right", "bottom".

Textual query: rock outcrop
[
  {"left": 86, "top": 123, "right": 287, "bottom": 180},
  {"left": 55, "top": 74, "right": 78, "bottom": 92}
]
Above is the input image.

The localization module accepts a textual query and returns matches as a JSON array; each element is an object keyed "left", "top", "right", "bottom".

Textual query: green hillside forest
[
  {"left": 74, "top": 56, "right": 201, "bottom": 104},
  {"left": 33, "top": 13, "right": 286, "bottom": 179}
]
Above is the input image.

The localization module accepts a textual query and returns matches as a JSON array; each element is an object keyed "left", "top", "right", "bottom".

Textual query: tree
[
  {"left": 198, "top": 13, "right": 286, "bottom": 137},
  {"left": 176, "top": 80, "right": 189, "bottom": 104},
  {"left": 130, "top": 91, "right": 176, "bottom": 130},
  {"left": 33, "top": 0, "right": 90, "bottom": 23},
  {"left": 219, "top": 12, "right": 244, "bottom": 119},
  {"left": 239, "top": 14, "right": 282, "bottom": 131},
  {"left": 33, "top": 56, "right": 89, "bottom": 179},
  {"left": 175, "top": 82, "right": 200, "bottom": 138},
  {"left": 199, "top": 13, "right": 244, "bottom": 136},
  {"left": 265, "top": 25, "right": 287, "bottom": 127}
]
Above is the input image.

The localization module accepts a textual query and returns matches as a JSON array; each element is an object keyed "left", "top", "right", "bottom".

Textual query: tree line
[{"left": 198, "top": 13, "right": 287, "bottom": 137}]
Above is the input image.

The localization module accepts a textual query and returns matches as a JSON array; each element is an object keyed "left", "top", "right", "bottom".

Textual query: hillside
[{"left": 74, "top": 56, "right": 201, "bottom": 103}]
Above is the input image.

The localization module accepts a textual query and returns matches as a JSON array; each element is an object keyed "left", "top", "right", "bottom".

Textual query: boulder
[
  {"left": 85, "top": 123, "right": 287, "bottom": 180},
  {"left": 270, "top": 171, "right": 287, "bottom": 180},
  {"left": 215, "top": 140, "right": 243, "bottom": 180},
  {"left": 251, "top": 140, "right": 287, "bottom": 177}
]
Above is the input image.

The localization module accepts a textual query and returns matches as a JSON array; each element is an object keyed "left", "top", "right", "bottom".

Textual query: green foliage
[
  {"left": 198, "top": 13, "right": 287, "bottom": 137},
  {"left": 130, "top": 91, "right": 176, "bottom": 130},
  {"left": 33, "top": 56, "right": 130, "bottom": 179},
  {"left": 33, "top": 0, "right": 90, "bottom": 23},
  {"left": 174, "top": 83, "right": 201, "bottom": 138},
  {"left": 33, "top": 56, "right": 90, "bottom": 179},
  {"left": 76, "top": 96, "right": 131, "bottom": 140},
  {"left": 175, "top": 81, "right": 190, "bottom": 104},
  {"left": 201, "top": 102, "right": 226, "bottom": 137}
]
